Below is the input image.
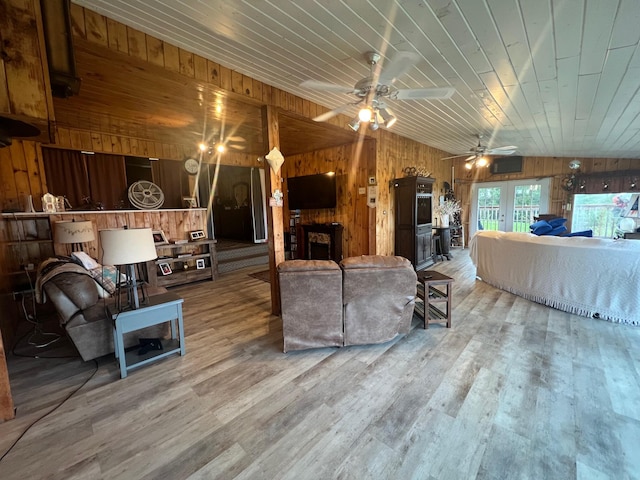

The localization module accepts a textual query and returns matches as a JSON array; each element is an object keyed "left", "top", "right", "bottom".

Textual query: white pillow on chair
[{"left": 72, "top": 251, "right": 100, "bottom": 270}]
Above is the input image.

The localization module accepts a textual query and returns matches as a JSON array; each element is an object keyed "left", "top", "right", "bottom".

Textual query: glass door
[{"left": 470, "top": 178, "right": 550, "bottom": 235}]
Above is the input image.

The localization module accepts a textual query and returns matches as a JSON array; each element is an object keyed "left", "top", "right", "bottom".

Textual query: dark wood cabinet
[{"left": 392, "top": 176, "right": 435, "bottom": 271}]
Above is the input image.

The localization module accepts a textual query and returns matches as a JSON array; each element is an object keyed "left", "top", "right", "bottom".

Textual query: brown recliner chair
[
  {"left": 278, "top": 259, "right": 344, "bottom": 352},
  {"left": 340, "top": 255, "right": 417, "bottom": 346},
  {"left": 42, "top": 272, "right": 167, "bottom": 361}
]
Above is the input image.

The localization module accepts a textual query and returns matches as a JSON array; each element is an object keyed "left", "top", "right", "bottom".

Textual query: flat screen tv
[{"left": 287, "top": 172, "right": 337, "bottom": 210}]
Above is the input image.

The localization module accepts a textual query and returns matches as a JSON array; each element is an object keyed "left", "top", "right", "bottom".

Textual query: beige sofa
[{"left": 278, "top": 255, "right": 417, "bottom": 352}]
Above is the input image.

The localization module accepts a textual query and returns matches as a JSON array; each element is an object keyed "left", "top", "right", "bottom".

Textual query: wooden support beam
[
  {"left": 261, "top": 106, "right": 285, "bottom": 315},
  {"left": 0, "top": 330, "right": 14, "bottom": 421}
]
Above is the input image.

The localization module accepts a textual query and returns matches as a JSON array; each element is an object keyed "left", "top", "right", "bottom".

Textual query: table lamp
[
  {"left": 99, "top": 227, "right": 157, "bottom": 311},
  {"left": 54, "top": 220, "right": 95, "bottom": 253}
]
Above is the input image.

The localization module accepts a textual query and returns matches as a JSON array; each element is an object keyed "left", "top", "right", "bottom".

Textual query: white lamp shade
[
  {"left": 99, "top": 228, "right": 157, "bottom": 265},
  {"left": 55, "top": 221, "right": 95, "bottom": 244}
]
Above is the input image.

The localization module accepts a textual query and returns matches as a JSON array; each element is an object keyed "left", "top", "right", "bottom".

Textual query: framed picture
[
  {"left": 159, "top": 263, "right": 172, "bottom": 275},
  {"left": 153, "top": 230, "right": 168, "bottom": 245},
  {"left": 183, "top": 196, "right": 198, "bottom": 208},
  {"left": 196, "top": 259, "right": 206, "bottom": 270},
  {"left": 190, "top": 230, "right": 205, "bottom": 241}
]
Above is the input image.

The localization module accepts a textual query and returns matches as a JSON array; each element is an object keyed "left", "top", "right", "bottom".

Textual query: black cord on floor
[
  {"left": 0, "top": 359, "right": 99, "bottom": 463},
  {"left": 11, "top": 326, "right": 78, "bottom": 360}
]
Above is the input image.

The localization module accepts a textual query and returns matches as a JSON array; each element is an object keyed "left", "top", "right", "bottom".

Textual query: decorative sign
[
  {"left": 265, "top": 147, "right": 284, "bottom": 175},
  {"left": 270, "top": 189, "right": 284, "bottom": 207},
  {"left": 42, "top": 193, "right": 57, "bottom": 213}
]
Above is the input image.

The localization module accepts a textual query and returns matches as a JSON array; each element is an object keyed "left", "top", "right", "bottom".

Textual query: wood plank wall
[
  {"left": 283, "top": 138, "right": 376, "bottom": 258},
  {"left": 0, "top": 0, "right": 54, "bottom": 137},
  {"left": 0, "top": 141, "right": 48, "bottom": 212},
  {"left": 375, "top": 130, "right": 456, "bottom": 256},
  {"left": 47, "top": 209, "right": 208, "bottom": 261}
]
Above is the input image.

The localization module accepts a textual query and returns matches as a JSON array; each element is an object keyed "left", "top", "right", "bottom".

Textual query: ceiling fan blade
[
  {"left": 300, "top": 79, "right": 355, "bottom": 94},
  {"left": 378, "top": 51, "right": 420, "bottom": 84},
  {"left": 391, "top": 87, "right": 456, "bottom": 100},
  {"left": 312, "top": 103, "right": 353, "bottom": 122},
  {"left": 226, "top": 136, "right": 246, "bottom": 143},
  {"left": 441, "top": 154, "right": 471, "bottom": 160}
]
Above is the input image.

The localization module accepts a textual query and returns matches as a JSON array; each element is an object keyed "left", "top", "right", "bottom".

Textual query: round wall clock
[{"left": 184, "top": 157, "right": 199, "bottom": 175}]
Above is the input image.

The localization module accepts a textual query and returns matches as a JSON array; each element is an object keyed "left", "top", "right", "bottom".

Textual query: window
[{"left": 572, "top": 193, "right": 633, "bottom": 237}]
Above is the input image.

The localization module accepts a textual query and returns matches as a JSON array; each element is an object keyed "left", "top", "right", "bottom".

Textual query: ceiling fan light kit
[
  {"left": 445, "top": 134, "right": 518, "bottom": 169},
  {"left": 302, "top": 50, "right": 455, "bottom": 132}
]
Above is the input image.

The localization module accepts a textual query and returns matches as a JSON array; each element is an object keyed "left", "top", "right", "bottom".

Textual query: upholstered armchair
[
  {"left": 42, "top": 269, "right": 167, "bottom": 361},
  {"left": 278, "top": 259, "right": 343, "bottom": 352},
  {"left": 340, "top": 255, "right": 417, "bottom": 346}
]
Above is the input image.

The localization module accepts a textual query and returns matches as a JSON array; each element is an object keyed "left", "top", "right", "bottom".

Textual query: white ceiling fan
[
  {"left": 442, "top": 134, "right": 517, "bottom": 169},
  {"left": 300, "top": 51, "right": 455, "bottom": 131}
]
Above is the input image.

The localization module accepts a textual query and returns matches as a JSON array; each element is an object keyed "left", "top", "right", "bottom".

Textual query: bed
[{"left": 469, "top": 230, "right": 640, "bottom": 326}]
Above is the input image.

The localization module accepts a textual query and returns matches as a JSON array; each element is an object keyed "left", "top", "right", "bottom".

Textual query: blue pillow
[
  {"left": 530, "top": 220, "right": 552, "bottom": 235},
  {"left": 548, "top": 217, "right": 567, "bottom": 227},
  {"left": 564, "top": 230, "right": 593, "bottom": 237},
  {"left": 546, "top": 225, "right": 567, "bottom": 236}
]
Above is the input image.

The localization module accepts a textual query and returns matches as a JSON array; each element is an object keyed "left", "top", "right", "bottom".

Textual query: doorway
[
  {"left": 198, "top": 165, "right": 267, "bottom": 243},
  {"left": 470, "top": 178, "right": 550, "bottom": 236}
]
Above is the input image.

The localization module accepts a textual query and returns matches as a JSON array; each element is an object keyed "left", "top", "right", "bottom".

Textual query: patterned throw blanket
[{"left": 35, "top": 257, "right": 120, "bottom": 303}]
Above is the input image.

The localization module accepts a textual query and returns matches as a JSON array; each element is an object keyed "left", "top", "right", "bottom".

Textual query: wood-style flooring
[{"left": 1, "top": 249, "right": 639, "bottom": 479}]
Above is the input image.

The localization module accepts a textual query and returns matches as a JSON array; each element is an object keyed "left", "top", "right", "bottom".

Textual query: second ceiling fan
[
  {"left": 442, "top": 134, "right": 518, "bottom": 169},
  {"left": 300, "top": 51, "right": 455, "bottom": 131}
]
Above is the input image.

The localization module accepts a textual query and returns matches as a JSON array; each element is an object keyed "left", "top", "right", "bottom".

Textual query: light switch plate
[{"left": 368, "top": 176, "right": 376, "bottom": 185}]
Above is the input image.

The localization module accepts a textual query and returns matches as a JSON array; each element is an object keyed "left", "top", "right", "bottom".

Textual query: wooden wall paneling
[
  {"left": 242, "top": 75, "right": 253, "bottom": 97},
  {"left": 127, "top": 27, "right": 147, "bottom": 61},
  {"left": 219, "top": 65, "right": 232, "bottom": 91},
  {"left": 69, "top": 1, "right": 86, "bottom": 38},
  {"left": 207, "top": 60, "right": 220, "bottom": 86},
  {"left": 146, "top": 36, "right": 164, "bottom": 67},
  {"left": 84, "top": 8, "right": 108, "bottom": 46},
  {"left": 106, "top": 17, "right": 128, "bottom": 53},
  {"left": 0, "top": 0, "right": 51, "bottom": 125},
  {"left": 23, "top": 141, "right": 46, "bottom": 211},
  {"left": 0, "top": 145, "right": 20, "bottom": 211},
  {"left": 179, "top": 49, "right": 194, "bottom": 77},
  {"left": 284, "top": 140, "right": 373, "bottom": 258},
  {"left": 252, "top": 78, "right": 263, "bottom": 102},
  {"left": 231, "top": 71, "right": 243, "bottom": 94},
  {"left": 163, "top": 43, "right": 180, "bottom": 73},
  {"left": 193, "top": 55, "right": 207, "bottom": 81},
  {"left": 47, "top": 209, "right": 207, "bottom": 260},
  {"left": 0, "top": 56, "right": 10, "bottom": 113}
]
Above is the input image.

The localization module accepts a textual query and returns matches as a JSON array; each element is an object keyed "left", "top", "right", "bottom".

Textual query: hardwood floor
[{"left": 1, "top": 249, "right": 639, "bottom": 479}]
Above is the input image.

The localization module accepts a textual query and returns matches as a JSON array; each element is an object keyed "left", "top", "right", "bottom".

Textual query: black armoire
[{"left": 392, "top": 176, "right": 435, "bottom": 271}]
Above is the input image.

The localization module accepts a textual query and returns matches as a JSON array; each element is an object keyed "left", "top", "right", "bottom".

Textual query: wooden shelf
[
  {"left": 1, "top": 215, "right": 53, "bottom": 292},
  {"left": 1, "top": 239, "right": 53, "bottom": 246},
  {"left": 147, "top": 239, "right": 218, "bottom": 288}
]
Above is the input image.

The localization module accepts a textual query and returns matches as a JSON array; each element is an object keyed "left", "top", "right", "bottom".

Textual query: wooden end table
[
  {"left": 415, "top": 270, "right": 453, "bottom": 329},
  {"left": 109, "top": 292, "right": 185, "bottom": 378}
]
